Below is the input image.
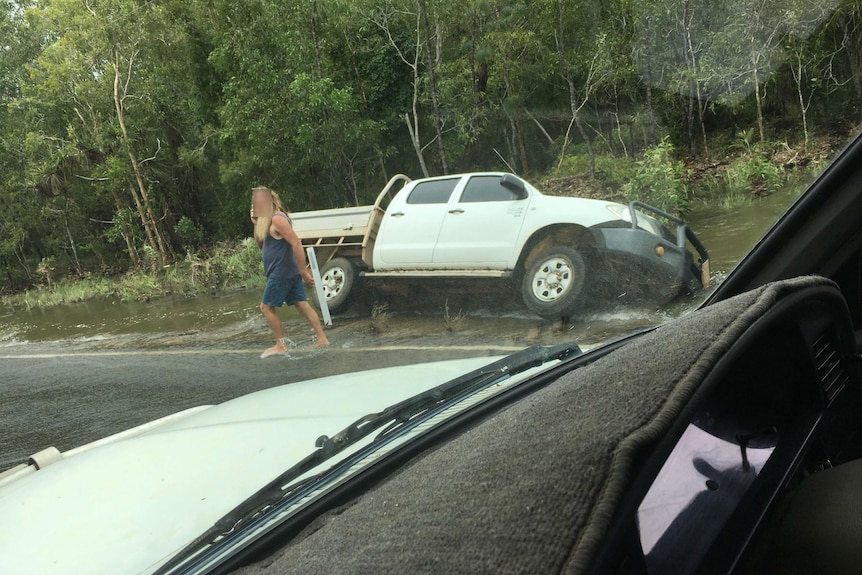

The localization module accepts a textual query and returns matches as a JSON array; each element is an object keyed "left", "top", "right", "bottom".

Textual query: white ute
[{"left": 292, "top": 172, "right": 709, "bottom": 319}]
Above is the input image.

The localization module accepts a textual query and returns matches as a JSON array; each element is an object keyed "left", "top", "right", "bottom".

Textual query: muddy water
[
  {"left": 686, "top": 186, "right": 802, "bottom": 273},
  {"left": 0, "top": 186, "right": 801, "bottom": 355},
  {"left": 0, "top": 290, "right": 268, "bottom": 346}
]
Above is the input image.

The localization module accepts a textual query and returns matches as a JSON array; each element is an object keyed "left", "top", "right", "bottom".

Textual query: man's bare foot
[
  {"left": 312, "top": 336, "right": 330, "bottom": 348},
  {"left": 261, "top": 342, "right": 289, "bottom": 358}
]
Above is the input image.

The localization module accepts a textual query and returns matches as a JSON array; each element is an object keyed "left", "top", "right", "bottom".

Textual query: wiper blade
[
  {"left": 316, "top": 342, "right": 580, "bottom": 449},
  {"left": 156, "top": 343, "right": 580, "bottom": 575}
]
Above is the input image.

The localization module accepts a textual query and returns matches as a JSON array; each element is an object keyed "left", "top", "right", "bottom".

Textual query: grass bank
[{"left": 1, "top": 238, "right": 265, "bottom": 311}]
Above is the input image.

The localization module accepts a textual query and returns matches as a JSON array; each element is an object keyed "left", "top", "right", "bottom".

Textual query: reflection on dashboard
[{"left": 638, "top": 421, "right": 777, "bottom": 574}]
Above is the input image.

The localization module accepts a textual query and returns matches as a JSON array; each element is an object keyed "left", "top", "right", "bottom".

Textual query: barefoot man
[{"left": 251, "top": 186, "right": 330, "bottom": 357}]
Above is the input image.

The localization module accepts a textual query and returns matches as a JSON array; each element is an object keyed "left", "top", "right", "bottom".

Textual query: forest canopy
[{"left": 1, "top": 0, "right": 861, "bottom": 291}]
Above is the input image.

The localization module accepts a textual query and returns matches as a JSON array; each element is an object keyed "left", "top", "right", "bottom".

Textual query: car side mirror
[{"left": 500, "top": 174, "right": 528, "bottom": 199}]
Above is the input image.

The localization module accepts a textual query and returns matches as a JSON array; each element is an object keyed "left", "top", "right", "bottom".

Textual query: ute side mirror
[{"left": 500, "top": 174, "right": 528, "bottom": 199}]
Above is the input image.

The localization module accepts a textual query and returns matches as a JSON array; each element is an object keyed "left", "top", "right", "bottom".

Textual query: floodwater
[
  {"left": 685, "top": 186, "right": 802, "bottom": 272},
  {"left": 0, "top": 185, "right": 800, "bottom": 353}
]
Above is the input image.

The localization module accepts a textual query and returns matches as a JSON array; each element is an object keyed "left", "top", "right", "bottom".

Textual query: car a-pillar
[{"left": 516, "top": 225, "right": 595, "bottom": 321}]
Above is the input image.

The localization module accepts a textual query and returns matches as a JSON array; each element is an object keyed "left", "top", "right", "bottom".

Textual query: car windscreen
[{"left": 1, "top": 0, "right": 859, "bottom": 517}]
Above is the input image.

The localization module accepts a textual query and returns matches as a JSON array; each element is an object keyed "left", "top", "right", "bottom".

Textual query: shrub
[
  {"left": 550, "top": 154, "right": 593, "bottom": 178},
  {"left": 174, "top": 216, "right": 205, "bottom": 249},
  {"left": 623, "top": 138, "right": 689, "bottom": 215},
  {"left": 724, "top": 155, "right": 783, "bottom": 197},
  {"left": 595, "top": 155, "right": 637, "bottom": 188}
]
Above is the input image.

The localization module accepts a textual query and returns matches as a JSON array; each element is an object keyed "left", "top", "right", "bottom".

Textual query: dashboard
[{"left": 591, "top": 286, "right": 862, "bottom": 575}]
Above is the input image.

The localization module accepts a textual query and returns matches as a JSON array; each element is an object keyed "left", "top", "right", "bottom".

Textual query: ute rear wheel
[
  {"left": 520, "top": 246, "right": 587, "bottom": 319},
  {"left": 311, "top": 257, "right": 361, "bottom": 314}
]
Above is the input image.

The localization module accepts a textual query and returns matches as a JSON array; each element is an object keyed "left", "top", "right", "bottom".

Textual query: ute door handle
[
  {"left": 391, "top": 211, "right": 405, "bottom": 217},
  {"left": 448, "top": 208, "right": 465, "bottom": 214}
]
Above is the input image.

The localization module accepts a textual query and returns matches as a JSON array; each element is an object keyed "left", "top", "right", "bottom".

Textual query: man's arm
[{"left": 271, "top": 214, "right": 314, "bottom": 285}]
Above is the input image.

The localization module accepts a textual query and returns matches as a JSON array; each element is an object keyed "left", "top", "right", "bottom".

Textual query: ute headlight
[{"left": 606, "top": 204, "right": 632, "bottom": 222}]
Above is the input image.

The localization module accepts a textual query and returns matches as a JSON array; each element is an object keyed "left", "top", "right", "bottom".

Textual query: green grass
[{"left": 2, "top": 238, "right": 265, "bottom": 311}]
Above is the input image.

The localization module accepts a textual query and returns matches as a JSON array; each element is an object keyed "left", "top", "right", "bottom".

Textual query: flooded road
[
  {"left": 0, "top": 187, "right": 800, "bottom": 470},
  {"left": 686, "top": 186, "right": 800, "bottom": 272}
]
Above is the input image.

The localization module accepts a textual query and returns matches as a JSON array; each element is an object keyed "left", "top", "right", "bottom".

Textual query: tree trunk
[
  {"left": 681, "top": 1, "right": 696, "bottom": 153},
  {"left": 62, "top": 207, "right": 83, "bottom": 276},
  {"left": 405, "top": 112, "right": 430, "bottom": 177},
  {"left": 417, "top": 0, "right": 448, "bottom": 174},
  {"left": 311, "top": 0, "right": 324, "bottom": 81},
  {"left": 526, "top": 109, "right": 554, "bottom": 144},
  {"left": 344, "top": 154, "right": 360, "bottom": 206},
  {"left": 790, "top": 51, "right": 810, "bottom": 148},
  {"left": 753, "top": 61, "right": 766, "bottom": 142},
  {"left": 643, "top": 15, "right": 657, "bottom": 143},
  {"left": 128, "top": 183, "right": 158, "bottom": 256},
  {"left": 612, "top": 86, "right": 628, "bottom": 158},
  {"left": 843, "top": 6, "right": 862, "bottom": 120},
  {"left": 112, "top": 192, "right": 140, "bottom": 267},
  {"left": 514, "top": 110, "right": 529, "bottom": 173},
  {"left": 376, "top": 147, "right": 389, "bottom": 183},
  {"left": 344, "top": 32, "right": 368, "bottom": 106},
  {"left": 567, "top": 74, "right": 596, "bottom": 176},
  {"left": 682, "top": 0, "right": 708, "bottom": 155},
  {"left": 112, "top": 52, "right": 170, "bottom": 264},
  {"left": 377, "top": 8, "right": 429, "bottom": 177},
  {"left": 121, "top": 225, "right": 140, "bottom": 268},
  {"left": 406, "top": 19, "right": 429, "bottom": 178},
  {"left": 557, "top": 0, "right": 595, "bottom": 176},
  {"left": 507, "top": 114, "right": 518, "bottom": 170}
]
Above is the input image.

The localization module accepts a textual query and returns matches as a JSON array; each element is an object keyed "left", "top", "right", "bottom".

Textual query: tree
[
  {"left": 553, "top": 0, "right": 603, "bottom": 174},
  {"left": 417, "top": 0, "right": 449, "bottom": 173},
  {"left": 372, "top": 1, "right": 433, "bottom": 177},
  {"left": 783, "top": 12, "right": 838, "bottom": 148},
  {"left": 20, "top": 0, "right": 221, "bottom": 269}
]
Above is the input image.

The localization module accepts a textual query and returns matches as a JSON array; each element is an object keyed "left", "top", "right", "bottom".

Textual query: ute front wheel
[{"left": 520, "top": 246, "right": 587, "bottom": 319}]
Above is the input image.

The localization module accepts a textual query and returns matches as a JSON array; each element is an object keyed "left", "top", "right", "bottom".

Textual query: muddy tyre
[
  {"left": 520, "top": 246, "right": 587, "bottom": 319},
  {"left": 312, "top": 257, "right": 361, "bottom": 314}
]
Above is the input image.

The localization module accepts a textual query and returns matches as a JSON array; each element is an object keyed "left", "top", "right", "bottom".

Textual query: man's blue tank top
[{"left": 262, "top": 213, "right": 300, "bottom": 279}]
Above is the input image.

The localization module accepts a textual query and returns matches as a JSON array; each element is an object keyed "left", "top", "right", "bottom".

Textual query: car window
[
  {"left": 459, "top": 176, "right": 522, "bottom": 202},
  {"left": 406, "top": 179, "right": 460, "bottom": 204}
]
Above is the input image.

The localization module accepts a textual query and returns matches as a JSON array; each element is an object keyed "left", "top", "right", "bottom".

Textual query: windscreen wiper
[{"left": 155, "top": 343, "right": 581, "bottom": 575}]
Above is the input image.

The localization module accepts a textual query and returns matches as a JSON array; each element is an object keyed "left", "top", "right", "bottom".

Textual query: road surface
[{"left": 0, "top": 343, "right": 518, "bottom": 470}]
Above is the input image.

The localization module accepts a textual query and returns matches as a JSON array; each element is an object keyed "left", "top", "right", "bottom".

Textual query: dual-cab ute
[{"left": 292, "top": 172, "right": 709, "bottom": 319}]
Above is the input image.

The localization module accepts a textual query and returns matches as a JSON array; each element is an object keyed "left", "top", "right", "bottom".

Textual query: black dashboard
[{"left": 592, "top": 285, "right": 862, "bottom": 575}]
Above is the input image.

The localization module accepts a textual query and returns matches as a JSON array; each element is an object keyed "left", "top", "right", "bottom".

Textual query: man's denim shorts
[{"left": 262, "top": 275, "right": 307, "bottom": 307}]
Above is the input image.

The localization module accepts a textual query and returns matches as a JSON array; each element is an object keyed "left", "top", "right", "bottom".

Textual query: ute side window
[
  {"left": 406, "top": 178, "right": 460, "bottom": 204},
  {"left": 460, "top": 176, "right": 523, "bottom": 202}
]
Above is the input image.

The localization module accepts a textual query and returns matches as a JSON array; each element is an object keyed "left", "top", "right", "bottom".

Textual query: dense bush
[
  {"left": 724, "top": 155, "right": 784, "bottom": 197},
  {"left": 174, "top": 217, "right": 206, "bottom": 249},
  {"left": 623, "top": 139, "right": 690, "bottom": 215}
]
